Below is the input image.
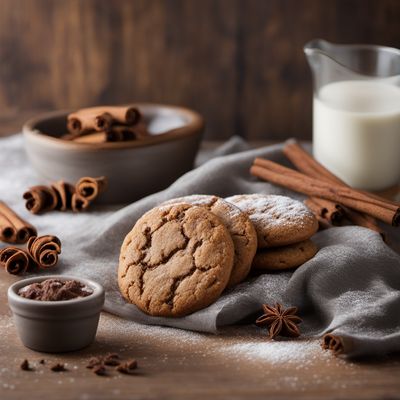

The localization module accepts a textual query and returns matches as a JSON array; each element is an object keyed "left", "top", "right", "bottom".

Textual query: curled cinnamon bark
[
  {"left": 321, "top": 333, "right": 353, "bottom": 356},
  {"left": 27, "top": 235, "right": 61, "bottom": 269},
  {"left": 0, "top": 247, "right": 32, "bottom": 275},
  {"left": 75, "top": 176, "right": 107, "bottom": 202},
  {"left": 251, "top": 158, "right": 400, "bottom": 226},
  {"left": 23, "top": 186, "right": 59, "bottom": 214},
  {"left": 51, "top": 181, "right": 75, "bottom": 211},
  {"left": 71, "top": 194, "right": 91, "bottom": 212},
  {"left": 0, "top": 201, "right": 37, "bottom": 243},
  {"left": 23, "top": 176, "right": 107, "bottom": 214}
]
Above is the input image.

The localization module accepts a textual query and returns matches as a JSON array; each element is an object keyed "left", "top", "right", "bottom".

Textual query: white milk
[{"left": 313, "top": 80, "right": 400, "bottom": 190}]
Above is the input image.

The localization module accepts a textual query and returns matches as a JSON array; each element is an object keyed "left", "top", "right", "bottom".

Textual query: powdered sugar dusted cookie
[
  {"left": 225, "top": 194, "right": 318, "bottom": 248},
  {"left": 252, "top": 239, "right": 318, "bottom": 270},
  {"left": 118, "top": 203, "right": 235, "bottom": 317},
  {"left": 163, "top": 195, "right": 257, "bottom": 287}
]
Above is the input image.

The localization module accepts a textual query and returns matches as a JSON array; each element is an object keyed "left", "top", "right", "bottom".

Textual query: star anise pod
[{"left": 255, "top": 303, "right": 302, "bottom": 339}]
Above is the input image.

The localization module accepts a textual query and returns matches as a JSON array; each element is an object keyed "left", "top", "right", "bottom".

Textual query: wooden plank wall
[{"left": 0, "top": 0, "right": 399, "bottom": 140}]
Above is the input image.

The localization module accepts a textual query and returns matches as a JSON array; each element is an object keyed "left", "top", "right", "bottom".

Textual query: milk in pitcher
[{"left": 313, "top": 80, "right": 400, "bottom": 190}]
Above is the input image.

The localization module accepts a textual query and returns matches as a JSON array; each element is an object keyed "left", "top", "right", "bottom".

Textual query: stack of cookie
[
  {"left": 226, "top": 194, "right": 319, "bottom": 272},
  {"left": 118, "top": 194, "right": 318, "bottom": 318}
]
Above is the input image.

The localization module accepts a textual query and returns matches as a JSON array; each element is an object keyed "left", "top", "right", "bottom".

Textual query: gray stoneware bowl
[
  {"left": 23, "top": 104, "right": 204, "bottom": 204},
  {"left": 8, "top": 275, "right": 105, "bottom": 353}
]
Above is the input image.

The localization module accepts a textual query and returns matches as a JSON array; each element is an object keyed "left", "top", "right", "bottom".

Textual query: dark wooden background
[{"left": 1, "top": 0, "right": 400, "bottom": 140}]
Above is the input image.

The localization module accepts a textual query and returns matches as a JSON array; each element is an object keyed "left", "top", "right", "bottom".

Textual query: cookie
[
  {"left": 118, "top": 203, "right": 235, "bottom": 317},
  {"left": 225, "top": 194, "right": 318, "bottom": 248},
  {"left": 163, "top": 195, "right": 257, "bottom": 287},
  {"left": 252, "top": 239, "right": 318, "bottom": 271}
]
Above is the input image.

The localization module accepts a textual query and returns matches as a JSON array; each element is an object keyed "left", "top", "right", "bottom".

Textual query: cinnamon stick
[
  {"left": 51, "top": 181, "right": 75, "bottom": 211},
  {"left": 0, "top": 247, "right": 32, "bottom": 275},
  {"left": 283, "top": 141, "right": 386, "bottom": 237},
  {"left": 27, "top": 235, "right": 61, "bottom": 269},
  {"left": 250, "top": 159, "right": 400, "bottom": 226},
  {"left": 75, "top": 176, "right": 107, "bottom": 202},
  {"left": 0, "top": 213, "right": 16, "bottom": 243},
  {"left": 71, "top": 132, "right": 105, "bottom": 144},
  {"left": 304, "top": 197, "right": 343, "bottom": 226},
  {"left": 106, "top": 125, "right": 149, "bottom": 142},
  {"left": 0, "top": 201, "right": 37, "bottom": 243},
  {"left": 71, "top": 194, "right": 91, "bottom": 212},
  {"left": 321, "top": 333, "right": 353, "bottom": 356},
  {"left": 70, "top": 125, "right": 149, "bottom": 144},
  {"left": 67, "top": 106, "right": 141, "bottom": 135},
  {"left": 23, "top": 176, "right": 106, "bottom": 214},
  {"left": 23, "top": 186, "right": 59, "bottom": 214}
]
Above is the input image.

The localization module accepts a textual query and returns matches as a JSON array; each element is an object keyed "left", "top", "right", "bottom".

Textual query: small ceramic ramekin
[{"left": 8, "top": 275, "right": 105, "bottom": 353}]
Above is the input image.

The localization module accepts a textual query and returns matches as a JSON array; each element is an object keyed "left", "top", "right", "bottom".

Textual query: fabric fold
[{"left": 1, "top": 134, "right": 400, "bottom": 357}]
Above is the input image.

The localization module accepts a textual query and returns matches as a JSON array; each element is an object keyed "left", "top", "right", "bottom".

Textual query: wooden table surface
[{"left": 1, "top": 116, "right": 400, "bottom": 400}]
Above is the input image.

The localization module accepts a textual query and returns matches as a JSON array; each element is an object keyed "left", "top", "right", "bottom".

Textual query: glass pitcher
[{"left": 304, "top": 39, "right": 400, "bottom": 191}]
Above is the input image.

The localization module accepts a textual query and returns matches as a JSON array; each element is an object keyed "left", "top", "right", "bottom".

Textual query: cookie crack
[
  {"left": 122, "top": 209, "right": 188, "bottom": 280},
  {"left": 165, "top": 238, "right": 203, "bottom": 309}
]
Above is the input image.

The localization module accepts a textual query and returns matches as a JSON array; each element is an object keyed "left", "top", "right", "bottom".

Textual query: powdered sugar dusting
[
  {"left": 226, "top": 340, "right": 331, "bottom": 365},
  {"left": 226, "top": 194, "right": 314, "bottom": 229}
]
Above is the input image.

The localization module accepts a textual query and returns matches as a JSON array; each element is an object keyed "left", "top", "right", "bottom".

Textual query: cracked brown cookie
[
  {"left": 163, "top": 195, "right": 257, "bottom": 288},
  {"left": 252, "top": 239, "right": 318, "bottom": 270},
  {"left": 225, "top": 194, "right": 318, "bottom": 248},
  {"left": 118, "top": 203, "right": 235, "bottom": 317}
]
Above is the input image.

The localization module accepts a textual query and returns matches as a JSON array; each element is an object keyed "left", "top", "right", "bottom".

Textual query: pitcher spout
[
  {"left": 303, "top": 39, "right": 335, "bottom": 77},
  {"left": 304, "top": 39, "right": 400, "bottom": 83}
]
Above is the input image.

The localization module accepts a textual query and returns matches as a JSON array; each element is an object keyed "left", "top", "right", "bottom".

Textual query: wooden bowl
[{"left": 23, "top": 104, "right": 204, "bottom": 204}]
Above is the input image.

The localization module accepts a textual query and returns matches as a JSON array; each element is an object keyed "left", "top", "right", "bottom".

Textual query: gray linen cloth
[{"left": 1, "top": 135, "right": 400, "bottom": 358}]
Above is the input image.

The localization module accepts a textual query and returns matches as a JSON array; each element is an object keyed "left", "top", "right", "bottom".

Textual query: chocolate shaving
[
  {"left": 116, "top": 359, "right": 137, "bottom": 374},
  {"left": 93, "top": 365, "right": 107, "bottom": 376},
  {"left": 50, "top": 363, "right": 67, "bottom": 372},
  {"left": 86, "top": 357, "right": 103, "bottom": 369},
  {"left": 0, "top": 201, "right": 37, "bottom": 243},
  {"left": 27, "top": 235, "right": 61, "bottom": 269},
  {"left": 20, "top": 359, "right": 32, "bottom": 371},
  {"left": 0, "top": 247, "right": 33, "bottom": 275},
  {"left": 23, "top": 186, "right": 59, "bottom": 214},
  {"left": 103, "top": 353, "right": 120, "bottom": 366}
]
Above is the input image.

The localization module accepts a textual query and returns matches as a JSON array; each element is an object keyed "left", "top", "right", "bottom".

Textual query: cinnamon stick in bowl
[{"left": 67, "top": 106, "right": 141, "bottom": 135}]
